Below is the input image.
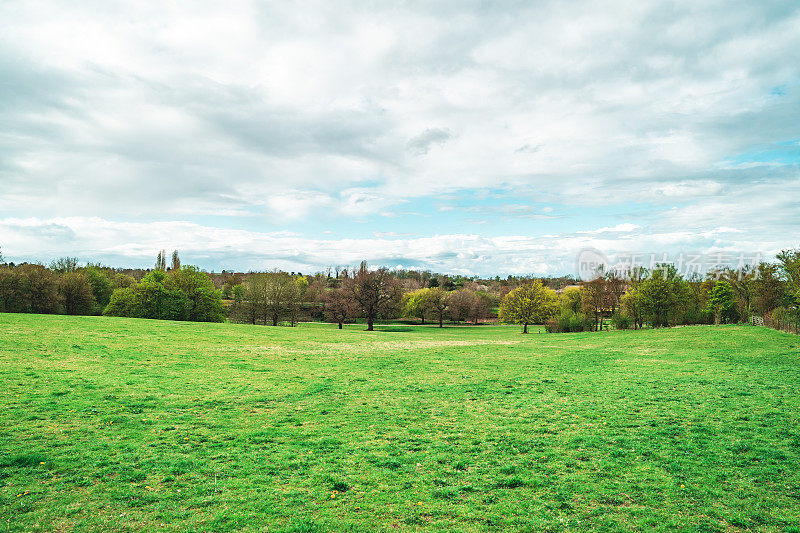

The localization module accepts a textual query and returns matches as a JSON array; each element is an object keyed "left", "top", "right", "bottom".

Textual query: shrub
[
  {"left": 611, "top": 313, "right": 630, "bottom": 330},
  {"left": 546, "top": 310, "right": 593, "bottom": 333}
]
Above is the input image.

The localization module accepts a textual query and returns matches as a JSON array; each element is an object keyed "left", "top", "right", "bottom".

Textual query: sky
[{"left": 1, "top": 1, "right": 799, "bottom": 276}]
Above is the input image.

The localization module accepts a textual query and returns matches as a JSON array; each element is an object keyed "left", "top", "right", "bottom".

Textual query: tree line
[
  {"left": 0, "top": 251, "right": 225, "bottom": 322},
  {"left": 1, "top": 247, "right": 799, "bottom": 335},
  {"left": 495, "top": 250, "right": 800, "bottom": 335}
]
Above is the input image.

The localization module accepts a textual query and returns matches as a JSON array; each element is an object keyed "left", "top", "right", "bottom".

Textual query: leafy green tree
[
  {"left": 112, "top": 273, "right": 136, "bottom": 289},
  {"left": 580, "top": 275, "right": 609, "bottom": 331},
  {"left": 133, "top": 280, "right": 189, "bottom": 321},
  {"left": 499, "top": 279, "right": 558, "bottom": 333},
  {"left": 708, "top": 280, "right": 736, "bottom": 325},
  {"left": 189, "top": 286, "right": 225, "bottom": 323},
  {"left": 85, "top": 267, "right": 114, "bottom": 313},
  {"left": 50, "top": 257, "right": 79, "bottom": 273},
  {"left": 167, "top": 266, "right": 224, "bottom": 322},
  {"left": 15, "top": 264, "right": 62, "bottom": 314},
  {"left": 560, "top": 286, "right": 582, "bottom": 315},
  {"left": 777, "top": 248, "right": 800, "bottom": 325},
  {"left": 402, "top": 288, "right": 431, "bottom": 324},
  {"left": 639, "top": 265, "right": 689, "bottom": 327},
  {"left": 620, "top": 288, "right": 644, "bottom": 329},
  {"left": 265, "top": 272, "right": 300, "bottom": 326}
]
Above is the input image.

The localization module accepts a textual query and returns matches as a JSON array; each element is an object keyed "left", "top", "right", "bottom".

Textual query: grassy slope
[{"left": 1, "top": 315, "right": 799, "bottom": 532}]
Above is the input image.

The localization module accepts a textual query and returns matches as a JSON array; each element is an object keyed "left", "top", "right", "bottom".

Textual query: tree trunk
[
  {"left": 367, "top": 317, "right": 374, "bottom": 331},
  {"left": 421, "top": 316, "right": 425, "bottom": 325},
  {"left": 272, "top": 315, "right": 278, "bottom": 326},
  {"left": 438, "top": 315, "right": 443, "bottom": 328},
  {"left": 338, "top": 321, "right": 343, "bottom": 330},
  {"left": 523, "top": 323, "right": 528, "bottom": 334}
]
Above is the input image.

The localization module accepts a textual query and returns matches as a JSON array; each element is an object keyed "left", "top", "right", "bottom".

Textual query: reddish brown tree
[
  {"left": 344, "top": 261, "right": 401, "bottom": 331},
  {"left": 321, "top": 287, "right": 357, "bottom": 329}
]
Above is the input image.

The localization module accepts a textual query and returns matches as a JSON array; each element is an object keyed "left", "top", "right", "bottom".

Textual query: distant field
[{"left": 1, "top": 315, "right": 799, "bottom": 532}]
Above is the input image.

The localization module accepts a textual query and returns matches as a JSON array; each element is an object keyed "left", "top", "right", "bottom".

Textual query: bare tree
[
  {"left": 321, "top": 287, "right": 357, "bottom": 329},
  {"left": 155, "top": 250, "right": 166, "bottom": 271},
  {"left": 424, "top": 287, "right": 448, "bottom": 327},
  {"left": 446, "top": 289, "right": 475, "bottom": 323},
  {"left": 605, "top": 270, "right": 626, "bottom": 316},
  {"left": 581, "top": 274, "right": 609, "bottom": 331},
  {"left": 344, "top": 261, "right": 401, "bottom": 331},
  {"left": 50, "top": 257, "right": 79, "bottom": 273},
  {"left": 265, "top": 272, "right": 298, "bottom": 326},
  {"left": 469, "top": 292, "right": 492, "bottom": 324}
]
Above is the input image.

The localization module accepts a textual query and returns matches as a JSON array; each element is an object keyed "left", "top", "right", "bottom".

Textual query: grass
[{"left": 1, "top": 314, "right": 799, "bottom": 532}]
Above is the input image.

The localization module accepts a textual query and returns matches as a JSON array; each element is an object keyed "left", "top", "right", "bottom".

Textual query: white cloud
[
  {"left": 1, "top": 1, "right": 799, "bottom": 270},
  {"left": 579, "top": 223, "right": 641, "bottom": 234},
  {"left": 0, "top": 215, "right": 788, "bottom": 277}
]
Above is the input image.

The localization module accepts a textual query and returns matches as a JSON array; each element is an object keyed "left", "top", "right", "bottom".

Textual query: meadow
[{"left": 1, "top": 315, "right": 799, "bottom": 532}]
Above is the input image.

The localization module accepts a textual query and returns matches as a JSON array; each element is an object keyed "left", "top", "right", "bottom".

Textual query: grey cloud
[{"left": 406, "top": 128, "right": 452, "bottom": 155}]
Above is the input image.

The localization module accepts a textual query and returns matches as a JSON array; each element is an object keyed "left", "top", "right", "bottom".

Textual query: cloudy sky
[{"left": 1, "top": 1, "right": 799, "bottom": 276}]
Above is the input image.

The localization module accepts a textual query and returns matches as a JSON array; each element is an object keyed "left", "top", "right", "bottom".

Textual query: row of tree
[
  {"left": 0, "top": 263, "right": 116, "bottom": 316},
  {"left": 0, "top": 252, "right": 225, "bottom": 323},
  {"left": 491, "top": 250, "right": 800, "bottom": 334},
  {"left": 2, "top": 247, "right": 799, "bottom": 334},
  {"left": 227, "top": 263, "right": 499, "bottom": 330}
]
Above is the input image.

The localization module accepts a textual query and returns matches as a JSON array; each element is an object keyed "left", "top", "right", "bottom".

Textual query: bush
[
  {"left": 611, "top": 313, "right": 630, "bottom": 330},
  {"left": 546, "top": 310, "right": 593, "bottom": 333}
]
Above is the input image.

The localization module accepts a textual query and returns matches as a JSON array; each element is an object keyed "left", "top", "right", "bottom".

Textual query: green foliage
[
  {"left": 499, "top": 279, "right": 558, "bottom": 332},
  {"left": 610, "top": 312, "right": 630, "bottom": 330},
  {"left": 103, "top": 287, "right": 139, "bottom": 317},
  {"left": 2, "top": 316, "right": 800, "bottom": 531},
  {"left": 546, "top": 309, "right": 593, "bottom": 333},
  {"left": 777, "top": 248, "right": 800, "bottom": 321},
  {"left": 639, "top": 267, "right": 689, "bottom": 327},
  {"left": 708, "top": 280, "right": 736, "bottom": 325},
  {"left": 104, "top": 266, "right": 223, "bottom": 322},
  {"left": 402, "top": 288, "right": 430, "bottom": 323},
  {"left": 85, "top": 266, "right": 115, "bottom": 312}
]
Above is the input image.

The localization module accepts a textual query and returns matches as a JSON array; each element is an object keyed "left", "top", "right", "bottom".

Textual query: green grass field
[{"left": 2, "top": 315, "right": 800, "bottom": 532}]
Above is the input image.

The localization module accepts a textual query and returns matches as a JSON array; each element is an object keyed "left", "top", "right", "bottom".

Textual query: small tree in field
[
  {"left": 402, "top": 288, "right": 431, "bottom": 324},
  {"left": 345, "top": 261, "right": 401, "bottom": 331},
  {"left": 499, "top": 280, "right": 558, "bottom": 333},
  {"left": 424, "top": 287, "right": 448, "bottom": 327},
  {"left": 446, "top": 288, "right": 474, "bottom": 323},
  {"left": 322, "top": 287, "right": 357, "bottom": 329},
  {"left": 708, "top": 280, "right": 735, "bottom": 325}
]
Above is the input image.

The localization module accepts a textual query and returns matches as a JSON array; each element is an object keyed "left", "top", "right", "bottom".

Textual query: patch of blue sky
[
  {"left": 721, "top": 140, "right": 800, "bottom": 168},
  {"left": 183, "top": 186, "right": 650, "bottom": 242}
]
